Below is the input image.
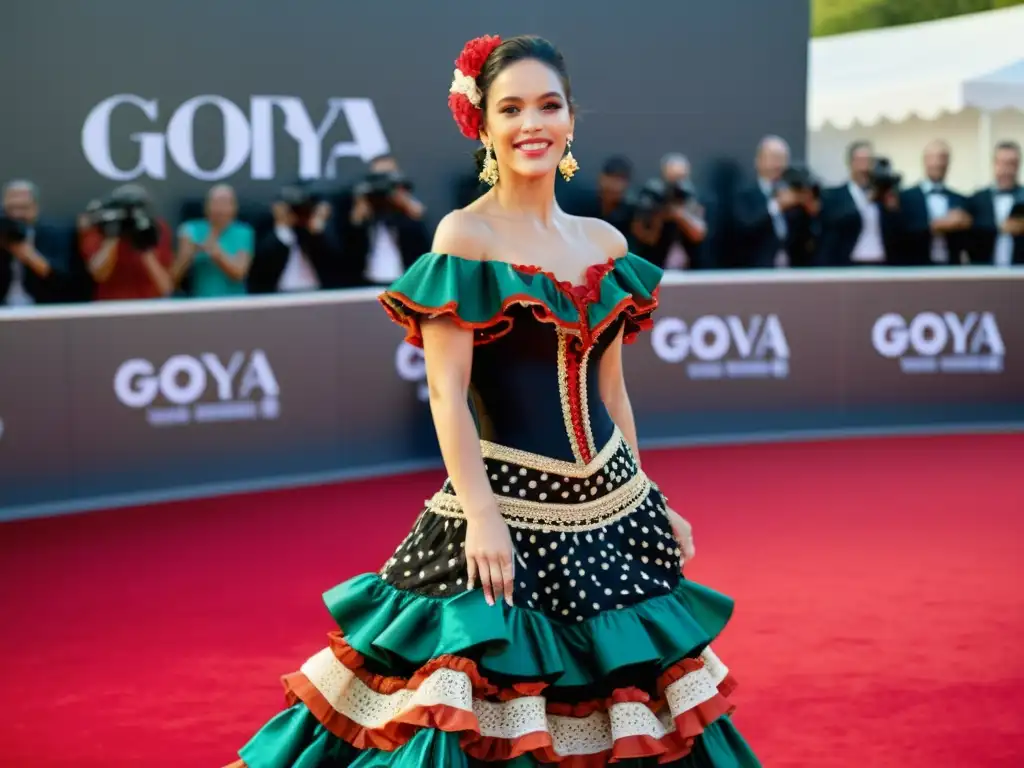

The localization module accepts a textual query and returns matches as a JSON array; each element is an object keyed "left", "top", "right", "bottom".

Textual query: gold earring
[
  {"left": 479, "top": 143, "right": 499, "bottom": 186},
  {"left": 559, "top": 137, "right": 579, "bottom": 182}
]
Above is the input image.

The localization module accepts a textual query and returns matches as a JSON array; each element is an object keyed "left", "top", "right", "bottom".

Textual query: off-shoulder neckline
[{"left": 426, "top": 251, "right": 634, "bottom": 293}]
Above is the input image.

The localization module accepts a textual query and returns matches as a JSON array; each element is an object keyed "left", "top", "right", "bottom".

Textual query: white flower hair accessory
[{"left": 449, "top": 68, "right": 482, "bottom": 108}]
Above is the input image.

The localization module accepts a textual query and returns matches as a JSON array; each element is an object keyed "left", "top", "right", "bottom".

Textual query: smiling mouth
[{"left": 514, "top": 140, "right": 552, "bottom": 152}]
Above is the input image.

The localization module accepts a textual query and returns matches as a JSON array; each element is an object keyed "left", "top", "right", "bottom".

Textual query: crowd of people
[{"left": 2, "top": 136, "right": 1021, "bottom": 308}]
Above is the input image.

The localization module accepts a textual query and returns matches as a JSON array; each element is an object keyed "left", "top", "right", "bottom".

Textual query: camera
[
  {"left": 632, "top": 177, "right": 696, "bottom": 219},
  {"left": 1009, "top": 189, "right": 1024, "bottom": 220},
  {"left": 868, "top": 157, "right": 902, "bottom": 196},
  {"left": 278, "top": 183, "right": 324, "bottom": 226},
  {"left": 0, "top": 215, "right": 29, "bottom": 248},
  {"left": 776, "top": 165, "right": 821, "bottom": 198},
  {"left": 353, "top": 170, "right": 412, "bottom": 209},
  {"left": 84, "top": 184, "right": 159, "bottom": 251}
]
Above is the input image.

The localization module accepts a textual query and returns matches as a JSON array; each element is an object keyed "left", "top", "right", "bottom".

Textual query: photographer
[
  {"left": 630, "top": 153, "right": 708, "bottom": 271},
  {"left": 576, "top": 156, "right": 635, "bottom": 241},
  {"left": 733, "top": 136, "right": 820, "bottom": 269},
  {"left": 2, "top": 180, "right": 79, "bottom": 306},
  {"left": 338, "top": 154, "right": 428, "bottom": 288},
  {"left": 246, "top": 184, "right": 341, "bottom": 294},
  {"left": 77, "top": 184, "right": 174, "bottom": 301},
  {"left": 816, "top": 141, "right": 901, "bottom": 267}
]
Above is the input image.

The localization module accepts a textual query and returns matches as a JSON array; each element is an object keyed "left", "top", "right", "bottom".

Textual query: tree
[{"left": 813, "top": 0, "right": 1024, "bottom": 37}]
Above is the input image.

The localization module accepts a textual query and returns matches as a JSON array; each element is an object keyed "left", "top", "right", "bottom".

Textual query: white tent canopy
[
  {"left": 963, "top": 59, "right": 1024, "bottom": 113},
  {"left": 809, "top": 6, "right": 1024, "bottom": 130}
]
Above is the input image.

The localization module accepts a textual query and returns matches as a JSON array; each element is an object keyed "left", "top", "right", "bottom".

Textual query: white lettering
[
  {"left": 873, "top": 312, "right": 1005, "bottom": 357},
  {"left": 159, "top": 355, "right": 207, "bottom": 405},
  {"left": 165, "top": 96, "right": 252, "bottom": 181},
  {"left": 113, "top": 358, "right": 159, "bottom": 407},
  {"left": 395, "top": 342, "right": 429, "bottom": 402},
  {"left": 201, "top": 351, "right": 245, "bottom": 400},
  {"left": 82, "top": 94, "right": 390, "bottom": 182},
  {"left": 113, "top": 351, "right": 280, "bottom": 424},
  {"left": 81, "top": 95, "right": 166, "bottom": 180},
  {"left": 871, "top": 311, "right": 1005, "bottom": 374},
  {"left": 395, "top": 342, "right": 426, "bottom": 382},
  {"left": 238, "top": 350, "right": 280, "bottom": 398},
  {"left": 652, "top": 315, "right": 789, "bottom": 379}
]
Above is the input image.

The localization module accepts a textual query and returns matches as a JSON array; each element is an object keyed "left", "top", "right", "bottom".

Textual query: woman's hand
[
  {"left": 666, "top": 507, "right": 696, "bottom": 567},
  {"left": 465, "top": 506, "right": 515, "bottom": 607}
]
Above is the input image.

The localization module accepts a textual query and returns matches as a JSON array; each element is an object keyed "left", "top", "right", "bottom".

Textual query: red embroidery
[
  {"left": 562, "top": 335, "right": 593, "bottom": 463},
  {"left": 546, "top": 260, "right": 618, "bottom": 464}
]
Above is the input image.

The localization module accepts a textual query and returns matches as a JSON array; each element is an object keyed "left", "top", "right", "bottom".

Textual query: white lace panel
[{"left": 297, "top": 645, "right": 730, "bottom": 755}]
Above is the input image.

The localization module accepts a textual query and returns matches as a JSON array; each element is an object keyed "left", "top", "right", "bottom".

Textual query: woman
[
  {"left": 172, "top": 184, "right": 253, "bottom": 297},
  {"left": 229, "top": 34, "right": 760, "bottom": 767}
]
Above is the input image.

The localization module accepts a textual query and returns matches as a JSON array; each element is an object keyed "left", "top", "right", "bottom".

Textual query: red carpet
[{"left": 1, "top": 433, "right": 1022, "bottom": 767}]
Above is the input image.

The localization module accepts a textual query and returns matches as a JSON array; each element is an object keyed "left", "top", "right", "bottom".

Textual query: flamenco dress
[{"left": 229, "top": 252, "right": 762, "bottom": 767}]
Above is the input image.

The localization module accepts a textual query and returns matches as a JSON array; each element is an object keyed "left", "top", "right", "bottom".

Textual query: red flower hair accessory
[{"left": 447, "top": 34, "right": 502, "bottom": 140}]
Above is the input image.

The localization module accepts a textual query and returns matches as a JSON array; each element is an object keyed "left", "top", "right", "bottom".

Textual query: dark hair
[
  {"left": 471, "top": 35, "right": 573, "bottom": 175},
  {"left": 601, "top": 155, "right": 632, "bottom": 178},
  {"left": 846, "top": 139, "right": 873, "bottom": 165},
  {"left": 995, "top": 139, "right": 1021, "bottom": 157}
]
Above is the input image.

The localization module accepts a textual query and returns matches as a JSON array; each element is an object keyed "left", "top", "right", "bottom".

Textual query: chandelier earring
[
  {"left": 479, "top": 142, "right": 499, "bottom": 186},
  {"left": 559, "top": 136, "right": 580, "bottom": 182}
]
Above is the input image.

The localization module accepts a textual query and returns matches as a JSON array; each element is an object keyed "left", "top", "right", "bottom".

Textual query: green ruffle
[
  {"left": 239, "top": 704, "right": 760, "bottom": 768},
  {"left": 324, "top": 574, "right": 733, "bottom": 690},
  {"left": 379, "top": 252, "right": 662, "bottom": 348}
]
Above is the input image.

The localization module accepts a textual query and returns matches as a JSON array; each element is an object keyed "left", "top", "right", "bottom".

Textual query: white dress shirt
[
  {"left": 848, "top": 182, "right": 885, "bottom": 263},
  {"left": 364, "top": 223, "right": 405, "bottom": 284},
  {"left": 274, "top": 225, "right": 321, "bottom": 292},
  {"left": 760, "top": 177, "right": 789, "bottom": 267},
  {"left": 920, "top": 180, "right": 950, "bottom": 264},
  {"left": 992, "top": 190, "right": 1015, "bottom": 267},
  {"left": 3, "top": 226, "right": 36, "bottom": 306}
]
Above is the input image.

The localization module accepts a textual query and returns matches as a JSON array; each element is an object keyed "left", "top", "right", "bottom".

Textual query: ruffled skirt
[{"left": 230, "top": 431, "right": 761, "bottom": 766}]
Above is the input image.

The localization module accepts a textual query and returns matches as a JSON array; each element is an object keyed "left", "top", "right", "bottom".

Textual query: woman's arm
[
  {"left": 419, "top": 211, "right": 515, "bottom": 607},
  {"left": 597, "top": 325, "right": 641, "bottom": 465},
  {"left": 171, "top": 229, "right": 198, "bottom": 286},
  {"left": 598, "top": 333, "right": 696, "bottom": 563}
]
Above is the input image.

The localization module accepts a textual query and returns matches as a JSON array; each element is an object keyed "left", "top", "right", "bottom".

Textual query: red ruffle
[
  {"left": 381, "top": 256, "right": 658, "bottom": 351},
  {"left": 278, "top": 630, "right": 739, "bottom": 764}
]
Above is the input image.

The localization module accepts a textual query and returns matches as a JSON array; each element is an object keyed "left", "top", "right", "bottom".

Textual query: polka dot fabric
[{"left": 380, "top": 438, "right": 682, "bottom": 622}]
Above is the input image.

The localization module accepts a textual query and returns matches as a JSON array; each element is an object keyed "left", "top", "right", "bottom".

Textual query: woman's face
[
  {"left": 206, "top": 185, "right": 237, "bottom": 226},
  {"left": 481, "top": 58, "right": 573, "bottom": 182}
]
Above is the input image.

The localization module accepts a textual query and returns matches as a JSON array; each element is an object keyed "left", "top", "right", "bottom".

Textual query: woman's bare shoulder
[
  {"left": 432, "top": 208, "right": 493, "bottom": 262},
  {"left": 573, "top": 215, "right": 629, "bottom": 261}
]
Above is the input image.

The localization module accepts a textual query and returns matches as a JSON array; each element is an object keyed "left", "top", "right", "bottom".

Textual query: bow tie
[{"left": 924, "top": 185, "right": 945, "bottom": 195}]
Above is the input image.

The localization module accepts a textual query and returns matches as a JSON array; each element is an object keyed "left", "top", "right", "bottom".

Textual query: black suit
[
  {"left": 732, "top": 183, "right": 816, "bottom": 268},
  {"left": 246, "top": 226, "right": 342, "bottom": 294},
  {"left": 965, "top": 186, "right": 1024, "bottom": 266},
  {"left": 816, "top": 183, "right": 901, "bottom": 266},
  {"left": 895, "top": 183, "right": 969, "bottom": 266},
  {"left": 334, "top": 196, "right": 429, "bottom": 288},
  {"left": 0, "top": 219, "right": 84, "bottom": 305}
]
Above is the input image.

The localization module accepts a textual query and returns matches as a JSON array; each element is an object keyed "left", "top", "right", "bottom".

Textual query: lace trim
[
  {"left": 298, "top": 646, "right": 728, "bottom": 757},
  {"left": 426, "top": 471, "right": 652, "bottom": 532},
  {"left": 479, "top": 429, "right": 623, "bottom": 479}
]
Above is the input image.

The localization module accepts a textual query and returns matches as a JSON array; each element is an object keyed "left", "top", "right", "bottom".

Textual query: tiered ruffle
[
  {"left": 379, "top": 252, "right": 661, "bottom": 349},
  {"left": 234, "top": 575, "right": 760, "bottom": 767}
]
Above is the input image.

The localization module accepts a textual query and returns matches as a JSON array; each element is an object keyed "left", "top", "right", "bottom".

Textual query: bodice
[
  {"left": 470, "top": 306, "right": 625, "bottom": 463},
  {"left": 381, "top": 252, "right": 662, "bottom": 465}
]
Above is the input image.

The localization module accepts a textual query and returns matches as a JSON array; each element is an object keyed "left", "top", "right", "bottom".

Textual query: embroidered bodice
[{"left": 380, "top": 253, "right": 662, "bottom": 465}]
